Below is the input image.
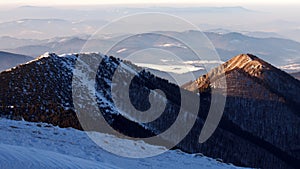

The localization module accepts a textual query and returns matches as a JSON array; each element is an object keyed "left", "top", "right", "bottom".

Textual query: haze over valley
[{"left": 0, "top": 2, "right": 300, "bottom": 169}]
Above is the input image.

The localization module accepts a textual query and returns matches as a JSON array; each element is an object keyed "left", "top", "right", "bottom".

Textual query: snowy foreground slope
[{"left": 0, "top": 119, "right": 246, "bottom": 169}]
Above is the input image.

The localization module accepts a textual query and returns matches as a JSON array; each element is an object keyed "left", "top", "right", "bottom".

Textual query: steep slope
[
  {"left": 0, "top": 53, "right": 299, "bottom": 169},
  {"left": 183, "top": 54, "right": 300, "bottom": 167},
  {"left": 0, "top": 51, "right": 33, "bottom": 71},
  {"left": 184, "top": 54, "right": 300, "bottom": 104}
]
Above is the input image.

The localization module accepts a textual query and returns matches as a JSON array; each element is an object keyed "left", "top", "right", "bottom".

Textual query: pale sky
[{"left": 0, "top": 0, "right": 300, "bottom": 6}]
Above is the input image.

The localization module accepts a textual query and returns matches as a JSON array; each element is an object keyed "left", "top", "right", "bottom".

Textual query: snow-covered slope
[
  {"left": 0, "top": 118, "right": 244, "bottom": 169},
  {"left": 0, "top": 144, "right": 119, "bottom": 169},
  {"left": 0, "top": 52, "right": 298, "bottom": 168}
]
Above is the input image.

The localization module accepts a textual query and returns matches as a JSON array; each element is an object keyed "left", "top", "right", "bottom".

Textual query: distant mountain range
[
  {"left": 0, "top": 19, "right": 107, "bottom": 39},
  {"left": 2, "top": 31, "right": 300, "bottom": 73},
  {"left": 205, "top": 32, "right": 300, "bottom": 67},
  {"left": 0, "top": 6, "right": 252, "bottom": 39},
  {"left": 0, "top": 52, "right": 299, "bottom": 168},
  {"left": 0, "top": 51, "right": 33, "bottom": 71}
]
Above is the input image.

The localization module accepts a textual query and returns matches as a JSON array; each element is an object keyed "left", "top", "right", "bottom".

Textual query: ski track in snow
[{"left": 0, "top": 118, "right": 248, "bottom": 169}]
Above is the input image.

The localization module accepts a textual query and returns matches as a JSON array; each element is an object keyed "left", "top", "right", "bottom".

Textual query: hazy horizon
[
  {"left": 0, "top": 0, "right": 299, "bottom": 72},
  {"left": 0, "top": 0, "right": 299, "bottom": 5}
]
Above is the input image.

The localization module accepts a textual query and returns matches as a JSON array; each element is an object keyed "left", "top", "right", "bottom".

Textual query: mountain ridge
[
  {"left": 0, "top": 52, "right": 299, "bottom": 169},
  {"left": 183, "top": 53, "right": 300, "bottom": 168},
  {"left": 184, "top": 54, "right": 300, "bottom": 106}
]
